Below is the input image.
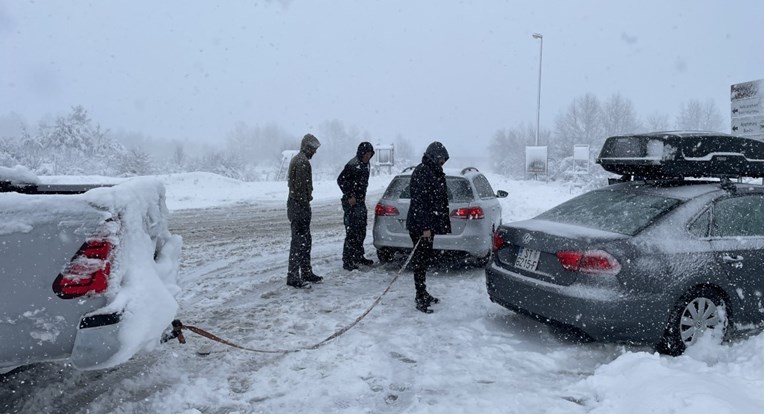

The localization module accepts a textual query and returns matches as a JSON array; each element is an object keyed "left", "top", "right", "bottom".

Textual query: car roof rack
[
  {"left": 401, "top": 166, "right": 416, "bottom": 173},
  {"left": 460, "top": 167, "right": 480, "bottom": 175},
  {"left": 607, "top": 174, "right": 748, "bottom": 194}
]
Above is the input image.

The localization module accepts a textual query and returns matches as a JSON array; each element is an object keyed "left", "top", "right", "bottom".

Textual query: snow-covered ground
[{"left": 1, "top": 171, "right": 762, "bottom": 414}]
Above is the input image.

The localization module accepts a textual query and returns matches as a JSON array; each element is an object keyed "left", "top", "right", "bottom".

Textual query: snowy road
[{"left": 1, "top": 187, "right": 761, "bottom": 414}]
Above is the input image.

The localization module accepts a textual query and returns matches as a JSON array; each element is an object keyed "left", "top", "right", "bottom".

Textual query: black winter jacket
[
  {"left": 406, "top": 152, "right": 451, "bottom": 235},
  {"left": 337, "top": 157, "right": 370, "bottom": 202}
]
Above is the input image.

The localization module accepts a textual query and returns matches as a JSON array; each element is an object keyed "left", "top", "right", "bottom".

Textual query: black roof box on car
[{"left": 596, "top": 131, "right": 764, "bottom": 179}]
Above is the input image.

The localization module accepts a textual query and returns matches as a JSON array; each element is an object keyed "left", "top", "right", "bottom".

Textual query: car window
[
  {"left": 536, "top": 189, "right": 682, "bottom": 236},
  {"left": 688, "top": 208, "right": 711, "bottom": 237},
  {"left": 473, "top": 174, "right": 495, "bottom": 199},
  {"left": 447, "top": 178, "right": 474, "bottom": 202},
  {"left": 711, "top": 195, "right": 764, "bottom": 238},
  {"left": 382, "top": 176, "right": 473, "bottom": 202},
  {"left": 382, "top": 177, "right": 410, "bottom": 200}
]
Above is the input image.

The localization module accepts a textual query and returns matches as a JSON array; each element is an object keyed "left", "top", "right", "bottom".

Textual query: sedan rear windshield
[
  {"left": 536, "top": 189, "right": 682, "bottom": 235},
  {"left": 382, "top": 176, "right": 474, "bottom": 202}
]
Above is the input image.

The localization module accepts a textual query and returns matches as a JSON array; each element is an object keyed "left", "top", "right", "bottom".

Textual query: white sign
[
  {"left": 731, "top": 80, "right": 763, "bottom": 101},
  {"left": 374, "top": 143, "right": 394, "bottom": 166},
  {"left": 525, "top": 146, "right": 548, "bottom": 179},
  {"left": 731, "top": 97, "right": 763, "bottom": 117},
  {"left": 731, "top": 79, "right": 764, "bottom": 140},
  {"left": 731, "top": 116, "right": 764, "bottom": 136},
  {"left": 572, "top": 144, "right": 590, "bottom": 173}
]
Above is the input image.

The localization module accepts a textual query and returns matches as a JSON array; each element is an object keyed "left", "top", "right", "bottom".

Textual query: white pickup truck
[{"left": 0, "top": 166, "right": 181, "bottom": 374}]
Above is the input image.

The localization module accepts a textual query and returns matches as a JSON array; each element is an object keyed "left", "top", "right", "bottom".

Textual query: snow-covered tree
[{"left": 117, "top": 147, "right": 154, "bottom": 176}]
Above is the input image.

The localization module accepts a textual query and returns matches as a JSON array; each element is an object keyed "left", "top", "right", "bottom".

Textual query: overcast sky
[{"left": 0, "top": 0, "right": 762, "bottom": 156}]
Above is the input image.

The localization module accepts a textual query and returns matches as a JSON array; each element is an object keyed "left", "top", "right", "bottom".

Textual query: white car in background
[{"left": 372, "top": 167, "right": 508, "bottom": 266}]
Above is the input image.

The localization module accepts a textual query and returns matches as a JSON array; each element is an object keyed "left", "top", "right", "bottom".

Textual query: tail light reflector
[
  {"left": 555, "top": 250, "right": 621, "bottom": 276},
  {"left": 375, "top": 203, "right": 400, "bottom": 216},
  {"left": 53, "top": 239, "right": 114, "bottom": 299},
  {"left": 451, "top": 207, "right": 484, "bottom": 219}
]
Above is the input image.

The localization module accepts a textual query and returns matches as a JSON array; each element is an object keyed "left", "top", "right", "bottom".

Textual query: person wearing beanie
[
  {"left": 286, "top": 133, "right": 322, "bottom": 289},
  {"left": 337, "top": 141, "right": 375, "bottom": 270},
  {"left": 405, "top": 141, "right": 451, "bottom": 313}
]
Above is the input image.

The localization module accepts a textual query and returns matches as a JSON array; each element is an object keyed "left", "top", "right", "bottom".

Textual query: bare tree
[
  {"left": 0, "top": 112, "right": 27, "bottom": 140},
  {"left": 172, "top": 143, "right": 186, "bottom": 169},
  {"left": 488, "top": 125, "right": 538, "bottom": 179},
  {"left": 553, "top": 93, "right": 604, "bottom": 158},
  {"left": 317, "top": 119, "right": 361, "bottom": 168},
  {"left": 601, "top": 93, "right": 642, "bottom": 138},
  {"left": 675, "top": 99, "right": 724, "bottom": 131},
  {"left": 644, "top": 112, "right": 671, "bottom": 131},
  {"left": 394, "top": 134, "right": 415, "bottom": 166}
]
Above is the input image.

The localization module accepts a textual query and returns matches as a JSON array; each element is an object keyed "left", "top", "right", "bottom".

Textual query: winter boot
[
  {"left": 424, "top": 291, "right": 440, "bottom": 305},
  {"left": 357, "top": 257, "right": 374, "bottom": 266},
  {"left": 343, "top": 262, "right": 359, "bottom": 271},
  {"left": 415, "top": 292, "right": 434, "bottom": 314},
  {"left": 304, "top": 273, "right": 323, "bottom": 283},
  {"left": 287, "top": 276, "right": 311, "bottom": 289}
]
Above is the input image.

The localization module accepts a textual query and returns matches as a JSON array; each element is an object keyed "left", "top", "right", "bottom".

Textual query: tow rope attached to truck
[{"left": 164, "top": 243, "right": 420, "bottom": 354}]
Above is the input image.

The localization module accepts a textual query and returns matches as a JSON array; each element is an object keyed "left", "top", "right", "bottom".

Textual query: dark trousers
[
  {"left": 342, "top": 202, "right": 368, "bottom": 265},
  {"left": 287, "top": 198, "right": 312, "bottom": 281},
  {"left": 408, "top": 231, "right": 434, "bottom": 295}
]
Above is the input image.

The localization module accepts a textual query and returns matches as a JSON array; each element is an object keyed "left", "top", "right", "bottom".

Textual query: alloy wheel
[{"left": 679, "top": 297, "right": 723, "bottom": 345}]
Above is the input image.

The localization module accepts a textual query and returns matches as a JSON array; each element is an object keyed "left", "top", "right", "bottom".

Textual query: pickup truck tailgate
[{"left": 0, "top": 194, "right": 111, "bottom": 368}]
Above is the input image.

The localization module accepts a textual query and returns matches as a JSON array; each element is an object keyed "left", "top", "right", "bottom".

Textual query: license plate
[{"left": 515, "top": 247, "right": 541, "bottom": 271}]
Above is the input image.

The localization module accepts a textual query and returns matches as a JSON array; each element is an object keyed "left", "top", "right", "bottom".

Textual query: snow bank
[{"left": 568, "top": 333, "right": 764, "bottom": 413}]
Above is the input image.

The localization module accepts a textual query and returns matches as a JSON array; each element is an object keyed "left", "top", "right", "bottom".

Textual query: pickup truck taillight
[{"left": 53, "top": 240, "right": 114, "bottom": 299}]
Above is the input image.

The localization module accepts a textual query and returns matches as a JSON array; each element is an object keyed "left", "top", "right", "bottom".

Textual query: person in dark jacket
[
  {"left": 406, "top": 141, "right": 451, "bottom": 313},
  {"left": 286, "top": 133, "right": 322, "bottom": 289},
  {"left": 337, "top": 142, "right": 375, "bottom": 271}
]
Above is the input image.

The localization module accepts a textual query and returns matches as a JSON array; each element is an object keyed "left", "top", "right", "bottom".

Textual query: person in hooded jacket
[
  {"left": 286, "top": 133, "right": 322, "bottom": 289},
  {"left": 337, "top": 142, "right": 375, "bottom": 270},
  {"left": 406, "top": 141, "right": 451, "bottom": 313}
]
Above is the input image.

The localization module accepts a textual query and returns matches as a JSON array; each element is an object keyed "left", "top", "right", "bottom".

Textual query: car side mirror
[{"left": 496, "top": 190, "right": 508, "bottom": 198}]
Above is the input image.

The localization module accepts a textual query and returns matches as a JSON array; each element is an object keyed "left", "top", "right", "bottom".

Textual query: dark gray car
[{"left": 485, "top": 180, "right": 763, "bottom": 355}]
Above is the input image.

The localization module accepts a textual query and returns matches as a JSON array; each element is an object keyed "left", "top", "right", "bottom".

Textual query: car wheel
[
  {"left": 377, "top": 247, "right": 395, "bottom": 263},
  {"left": 656, "top": 286, "right": 729, "bottom": 356}
]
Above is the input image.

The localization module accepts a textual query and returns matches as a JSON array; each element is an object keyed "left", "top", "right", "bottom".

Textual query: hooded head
[
  {"left": 301, "top": 134, "right": 321, "bottom": 159},
  {"left": 356, "top": 141, "right": 375, "bottom": 161},
  {"left": 423, "top": 141, "right": 449, "bottom": 165}
]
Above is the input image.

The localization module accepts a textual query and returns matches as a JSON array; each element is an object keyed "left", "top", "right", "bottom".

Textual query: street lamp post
[{"left": 532, "top": 33, "right": 543, "bottom": 146}]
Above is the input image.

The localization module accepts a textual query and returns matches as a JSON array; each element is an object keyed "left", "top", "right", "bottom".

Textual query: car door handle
[{"left": 721, "top": 254, "right": 744, "bottom": 263}]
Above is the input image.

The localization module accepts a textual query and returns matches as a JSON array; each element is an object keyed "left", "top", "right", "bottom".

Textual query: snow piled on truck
[{"left": 81, "top": 178, "right": 182, "bottom": 368}]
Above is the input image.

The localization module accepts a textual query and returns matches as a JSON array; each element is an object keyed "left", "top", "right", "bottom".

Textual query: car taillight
[
  {"left": 375, "top": 203, "right": 400, "bottom": 216},
  {"left": 555, "top": 250, "right": 621, "bottom": 276},
  {"left": 53, "top": 239, "right": 114, "bottom": 299},
  {"left": 451, "top": 207, "right": 484, "bottom": 219},
  {"left": 492, "top": 231, "right": 506, "bottom": 251}
]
